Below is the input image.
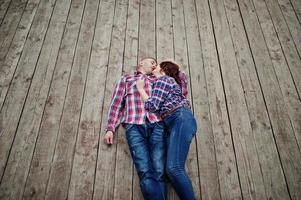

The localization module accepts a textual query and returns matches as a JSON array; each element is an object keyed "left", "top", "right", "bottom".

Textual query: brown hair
[{"left": 160, "top": 61, "right": 181, "bottom": 85}]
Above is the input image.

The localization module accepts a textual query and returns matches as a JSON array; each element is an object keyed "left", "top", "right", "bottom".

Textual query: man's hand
[
  {"left": 104, "top": 131, "right": 114, "bottom": 145},
  {"left": 136, "top": 79, "right": 145, "bottom": 91},
  {"left": 136, "top": 79, "right": 150, "bottom": 101}
]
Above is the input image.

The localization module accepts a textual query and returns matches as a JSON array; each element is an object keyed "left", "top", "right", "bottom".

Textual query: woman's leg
[{"left": 165, "top": 108, "right": 197, "bottom": 200}]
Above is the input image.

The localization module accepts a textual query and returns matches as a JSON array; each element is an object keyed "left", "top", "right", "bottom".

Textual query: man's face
[{"left": 140, "top": 58, "right": 157, "bottom": 74}]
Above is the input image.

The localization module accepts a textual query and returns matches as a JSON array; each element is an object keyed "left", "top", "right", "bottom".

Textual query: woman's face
[{"left": 152, "top": 64, "right": 163, "bottom": 77}]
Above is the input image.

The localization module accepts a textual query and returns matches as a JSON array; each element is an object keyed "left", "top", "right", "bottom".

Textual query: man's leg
[
  {"left": 125, "top": 123, "right": 164, "bottom": 200},
  {"left": 148, "top": 121, "right": 167, "bottom": 199}
]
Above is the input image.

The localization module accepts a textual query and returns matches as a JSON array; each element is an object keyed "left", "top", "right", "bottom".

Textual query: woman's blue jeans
[
  {"left": 163, "top": 107, "right": 197, "bottom": 200},
  {"left": 125, "top": 120, "right": 166, "bottom": 200}
]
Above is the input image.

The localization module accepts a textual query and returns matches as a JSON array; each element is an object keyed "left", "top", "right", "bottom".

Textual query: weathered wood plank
[
  {"left": 222, "top": 0, "right": 292, "bottom": 199},
  {"left": 43, "top": 0, "right": 99, "bottom": 199},
  {"left": 277, "top": 0, "right": 301, "bottom": 58},
  {"left": 0, "top": 0, "right": 71, "bottom": 199},
  {"left": 67, "top": 0, "right": 116, "bottom": 200},
  {"left": 253, "top": 0, "right": 301, "bottom": 148},
  {"left": 0, "top": 0, "right": 29, "bottom": 61},
  {"left": 123, "top": 0, "right": 139, "bottom": 76},
  {"left": 193, "top": 0, "right": 227, "bottom": 198},
  {"left": 0, "top": 0, "right": 56, "bottom": 185},
  {"left": 238, "top": 0, "right": 301, "bottom": 198},
  {"left": 207, "top": 0, "right": 247, "bottom": 199},
  {"left": 217, "top": 0, "right": 292, "bottom": 199},
  {"left": 156, "top": 0, "right": 173, "bottom": 61},
  {"left": 22, "top": 0, "right": 87, "bottom": 199},
  {"left": 289, "top": 0, "right": 301, "bottom": 23},
  {"left": 0, "top": 0, "right": 12, "bottom": 24},
  {"left": 138, "top": 0, "right": 155, "bottom": 59},
  {"left": 266, "top": 0, "right": 301, "bottom": 94},
  {"left": 263, "top": 0, "right": 301, "bottom": 147},
  {"left": 0, "top": 0, "right": 40, "bottom": 113},
  {"left": 213, "top": 0, "right": 269, "bottom": 198}
]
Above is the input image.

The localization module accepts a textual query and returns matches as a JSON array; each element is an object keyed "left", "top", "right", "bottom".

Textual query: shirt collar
[
  {"left": 135, "top": 71, "right": 155, "bottom": 76},
  {"left": 134, "top": 71, "right": 157, "bottom": 80},
  {"left": 134, "top": 71, "right": 143, "bottom": 76}
]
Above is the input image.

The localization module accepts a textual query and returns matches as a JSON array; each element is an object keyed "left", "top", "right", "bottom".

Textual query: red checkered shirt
[{"left": 106, "top": 71, "right": 188, "bottom": 133}]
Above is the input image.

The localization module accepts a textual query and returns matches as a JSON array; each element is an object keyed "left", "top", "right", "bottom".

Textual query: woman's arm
[
  {"left": 178, "top": 71, "right": 188, "bottom": 96},
  {"left": 136, "top": 77, "right": 170, "bottom": 113}
]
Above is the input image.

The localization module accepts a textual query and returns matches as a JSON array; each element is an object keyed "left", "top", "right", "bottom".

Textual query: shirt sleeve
[
  {"left": 106, "top": 76, "right": 126, "bottom": 133},
  {"left": 179, "top": 71, "right": 188, "bottom": 97},
  {"left": 145, "top": 78, "right": 170, "bottom": 113}
]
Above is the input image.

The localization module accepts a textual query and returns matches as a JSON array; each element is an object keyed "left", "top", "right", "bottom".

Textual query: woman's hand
[{"left": 136, "top": 79, "right": 145, "bottom": 91}]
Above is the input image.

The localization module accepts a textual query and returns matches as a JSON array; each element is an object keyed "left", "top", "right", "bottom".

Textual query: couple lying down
[{"left": 104, "top": 58, "right": 197, "bottom": 200}]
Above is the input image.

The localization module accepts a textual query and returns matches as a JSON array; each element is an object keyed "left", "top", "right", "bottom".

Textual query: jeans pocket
[
  {"left": 155, "top": 121, "right": 164, "bottom": 129},
  {"left": 125, "top": 123, "right": 134, "bottom": 131},
  {"left": 185, "top": 117, "right": 197, "bottom": 143}
]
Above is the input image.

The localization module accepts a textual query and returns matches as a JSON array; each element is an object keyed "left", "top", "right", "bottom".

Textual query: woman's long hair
[{"left": 160, "top": 61, "right": 181, "bottom": 85}]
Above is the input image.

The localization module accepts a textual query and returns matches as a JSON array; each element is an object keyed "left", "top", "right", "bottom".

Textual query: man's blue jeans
[
  {"left": 125, "top": 120, "right": 166, "bottom": 200},
  {"left": 163, "top": 107, "right": 197, "bottom": 200}
]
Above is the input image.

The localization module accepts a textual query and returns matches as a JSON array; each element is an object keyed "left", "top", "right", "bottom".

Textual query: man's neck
[{"left": 137, "top": 70, "right": 149, "bottom": 75}]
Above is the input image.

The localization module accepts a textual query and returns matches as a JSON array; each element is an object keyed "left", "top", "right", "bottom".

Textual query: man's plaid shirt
[{"left": 106, "top": 71, "right": 188, "bottom": 133}]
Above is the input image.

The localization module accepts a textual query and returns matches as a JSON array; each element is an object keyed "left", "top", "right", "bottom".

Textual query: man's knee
[
  {"left": 138, "top": 170, "right": 166, "bottom": 199},
  {"left": 151, "top": 149, "right": 166, "bottom": 181},
  {"left": 166, "top": 164, "right": 185, "bottom": 179},
  {"left": 140, "top": 177, "right": 157, "bottom": 196},
  {"left": 154, "top": 167, "right": 165, "bottom": 182}
]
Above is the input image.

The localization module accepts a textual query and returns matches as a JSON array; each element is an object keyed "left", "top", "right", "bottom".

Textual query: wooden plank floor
[{"left": 0, "top": 0, "right": 300, "bottom": 199}]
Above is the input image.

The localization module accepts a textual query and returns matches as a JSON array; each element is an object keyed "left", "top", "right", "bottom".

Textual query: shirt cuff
[{"left": 106, "top": 126, "right": 115, "bottom": 133}]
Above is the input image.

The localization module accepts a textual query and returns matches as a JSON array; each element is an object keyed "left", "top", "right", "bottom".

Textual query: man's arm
[{"left": 104, "top": 76, "right": 126, "bottom": 144}]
